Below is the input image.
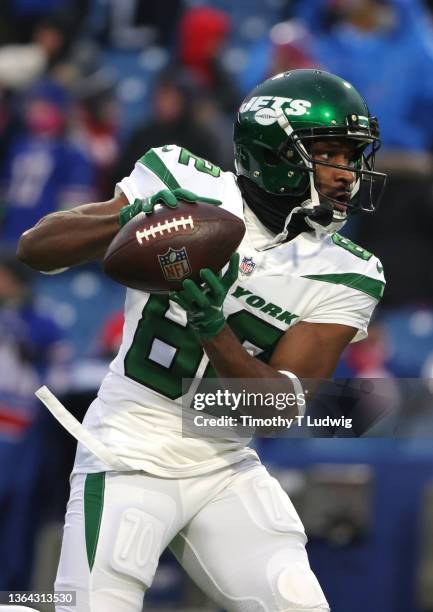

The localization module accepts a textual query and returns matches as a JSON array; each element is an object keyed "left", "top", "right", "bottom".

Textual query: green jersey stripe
[
  {"left": 139, "top": 149, "right": 180, "bottom": 190},
  {"left": 84, "top": 472, "right": 105, "bottom": 571},
  {"left": 302, "top": 273, "right": 385, "bottom": 300}
]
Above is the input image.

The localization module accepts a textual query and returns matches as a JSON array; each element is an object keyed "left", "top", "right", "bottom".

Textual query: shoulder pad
[{"left": 138, "top": 145, "right": 222, "bottom": 192}]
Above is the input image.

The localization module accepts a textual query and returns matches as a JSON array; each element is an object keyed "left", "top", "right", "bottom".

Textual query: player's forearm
[
  {"left": 17, "top": 200, "right": 124, "bottom": 271},
  {"left": 202, "top": 326, "right": 300, "bottom": 418},
  {"left": 202, "top": 325, "right": 287, "bottom": 380}
]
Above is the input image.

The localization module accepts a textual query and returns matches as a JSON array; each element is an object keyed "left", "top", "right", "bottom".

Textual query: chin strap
[
  {"left": 282, "top": 201, "right": 346, "bottom": 238},
  {"left": 298, "top": 200, "right": 334, "bottom": 226},
  {"left": 277, "top": 110, "right": 348, "bottom": 237},
  {"left": 303, "top": 202, "right": 347, "bottom": 236}
]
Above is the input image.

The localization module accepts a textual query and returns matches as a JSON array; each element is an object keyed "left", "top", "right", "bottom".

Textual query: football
[{"left": 103, "top": 199, "right": 245, "bottom": 293}]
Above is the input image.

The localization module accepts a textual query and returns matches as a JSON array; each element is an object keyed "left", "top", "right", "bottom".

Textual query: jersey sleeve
[
  {"left": 115, "top": 151, "right": 169, "bottom": 203},
  {"left": 115, "top": 145, "right": 229, "bottom": 205},
  {"left": 302, "top": 285, "right": 378, "bottom": 342},
  {"left": 302, "top": 253, "right": 385, "bottom": 343}
]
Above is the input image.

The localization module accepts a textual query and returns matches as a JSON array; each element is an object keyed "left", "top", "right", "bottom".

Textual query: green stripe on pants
[{"left": 84, "top": 473, "right": 105, "bottom": 571}]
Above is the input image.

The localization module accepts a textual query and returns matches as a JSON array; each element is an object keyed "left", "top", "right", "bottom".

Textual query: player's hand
[
  {"left": 119, "top": 188, "right": 222, "bottom": 227},
  {"left": 170, "top": 253, "right": 239, "bottom": 339}
]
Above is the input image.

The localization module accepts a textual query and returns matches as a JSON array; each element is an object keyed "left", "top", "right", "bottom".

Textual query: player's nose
[{"left": 332, "top": 156, "right": 355, "bottom": 185}]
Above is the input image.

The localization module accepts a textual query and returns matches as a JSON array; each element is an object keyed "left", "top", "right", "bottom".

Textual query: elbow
[
  {"left": 17, "top": 227, "right": 68, "bottom": 274},
  {"left": 16, "top": 230, "right": 33, "bottom": 265},
  {"left": 16, "top": 229, "right": 45, "bottom": 271}
]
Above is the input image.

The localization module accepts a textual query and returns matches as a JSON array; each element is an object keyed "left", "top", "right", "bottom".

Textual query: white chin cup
[{"left": 301, "top": 199, "right": 348, "bottom": 235}]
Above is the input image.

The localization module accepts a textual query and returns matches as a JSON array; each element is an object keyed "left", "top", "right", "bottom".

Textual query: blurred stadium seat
[
  {"left": 380, "top": 307, "right": 433, "bottom": 377},
  {"left": 34, "top": 264, "right": 124, "bottom": 359}
]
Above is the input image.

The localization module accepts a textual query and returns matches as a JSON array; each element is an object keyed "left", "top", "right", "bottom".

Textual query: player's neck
[{"left": 237, "top": 176, "right": 311, "bottom": 241}]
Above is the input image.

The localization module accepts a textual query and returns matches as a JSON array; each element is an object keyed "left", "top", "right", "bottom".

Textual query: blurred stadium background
[{"left": 1, "top": 0, "right": 433, "bottom": 610}]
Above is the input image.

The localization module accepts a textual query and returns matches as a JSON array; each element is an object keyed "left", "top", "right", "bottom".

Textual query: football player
[{"left": 18, "top": 70, "right": 386, "bottom": 612}]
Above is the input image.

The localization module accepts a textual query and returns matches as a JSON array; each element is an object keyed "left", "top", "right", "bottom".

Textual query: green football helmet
[{"left": 234, "top": 69, "right": 387, "bottom": 233}]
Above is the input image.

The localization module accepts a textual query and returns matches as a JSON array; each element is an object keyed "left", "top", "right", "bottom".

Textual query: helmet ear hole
[{"left": 263, "top": 149, "right": 280, "bottom": 166}]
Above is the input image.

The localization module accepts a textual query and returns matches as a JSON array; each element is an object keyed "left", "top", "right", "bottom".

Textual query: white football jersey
[{"left": 73, "top": 145, "right": 385, "bottom": 477}]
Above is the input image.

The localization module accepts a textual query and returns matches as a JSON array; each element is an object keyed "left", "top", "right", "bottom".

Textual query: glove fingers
[
  {"left": 169, "top": 291, "right": 192, "bottom": 311},
  {"left": 149, "top": 189, "right": 178, "bottom": 209},
  {"left": 197, "top": 196, "right": 222, "bottom": 206},
  {"left": 159, "top": 189, "right": 178, "bottom": 208},
  {"left": 200, "top": 268, "right": 223, "bottom": 301},
  {"left": 172, "top": 188, "right": 221, "bottom": 206},
  {"left": 222, "top": 252, "right": 240, "bottom": 289},
  {"left": 182, "top": 279, "right": 210, "bottom": 308},
  {"left": 140, "top": 197, "right": 154, "bottom": 213},
  {"left": 143, "top": 188, "right": 221, "bottom": 214},
  {"left": 119, "top": 199, "right": 144, "bottom": 226},
  {"left": 172, "top": 188, "right": 199, "bottom": 202}
]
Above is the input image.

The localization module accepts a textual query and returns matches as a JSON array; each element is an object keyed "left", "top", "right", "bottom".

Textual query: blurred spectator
[
  {"left": 293, "top": 0, "right": 433, "bottom": 152},
  {"left": 370, "top": 125, "right": 433, "bottom": 305},
  {"left": 177, "top": 6, "right": 240, "bottom": 116},
  {"left": 0, "top": 251, "right": 70, "bottom": 392},
  {"left": 290, "top": 0, "right": 433, "bottom": 305},
  {"left": 115, "top": 68, "right": 229, "bottom": 183},
  {"left": 71, "top": 66, "right": 120, "bottom": 199},
  {"left": 86, "top": 0, "right": 182, "bottom": 50},
  {"left": 236, "top": 17, "right": 317, "bottom": 95},
  {"left": 0, "top": 79, "right": 94, "bottom": 246},
  {"left": 0, "top": 10, "right": 84, "bottom": 91},
  {"left": 98, "top": 310, "right": 124, "bottom": 360},
  {"left": 268, "top": 19, "right": 317, "bottom": 75},
  {"left": 0, "top": 251, "right": 69, "bottom": 589},
  {"left": 0, "top": 89, "right": 18, "bottom": 170},
  {"left": 345, "top": 323, "right": 393, "bottom": 378},
  {"left": 356, "top": 168, "right": 433, "bottom": 306},
  {"left": 0, "top": 0, "right": 88, "bottom": 46}
]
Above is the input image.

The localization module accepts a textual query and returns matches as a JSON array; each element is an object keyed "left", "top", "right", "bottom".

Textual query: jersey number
[
  {"left": 332, "top": 233, "right": 372, "bottom": 261},
  {"left": 124, "top": 296, "right": 284, "bottom": 399},
  {"left": 178, "top": 148, "right": 221, "bottom": 178}
]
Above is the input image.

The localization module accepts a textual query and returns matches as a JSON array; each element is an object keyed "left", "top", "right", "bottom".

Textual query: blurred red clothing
[
  {"left": 100, "top": 311, "right": 124, "bottom": 358},
  {"left": 178, "top": 6, "right": 230, "bottom": 87}
]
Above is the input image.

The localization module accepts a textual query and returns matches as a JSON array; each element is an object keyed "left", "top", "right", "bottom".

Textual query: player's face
[{"left": 310, "top": 140, "right": 358, "bottom": 211}]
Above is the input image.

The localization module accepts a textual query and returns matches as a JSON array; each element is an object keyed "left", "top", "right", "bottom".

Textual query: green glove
[
  {"left": 119, "top": 188, "right": 222, "bottom": 227},
  {"left": 170, "top": 253, "right": 240, "bottom": 339}
]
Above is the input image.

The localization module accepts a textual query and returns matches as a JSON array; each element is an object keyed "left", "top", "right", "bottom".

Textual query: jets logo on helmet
[
  {"left": 234, "top": 69, "right": 387, "bottom": 235},
  {"left": 240, "top": 96, "right": 312, "bottom": 125}
]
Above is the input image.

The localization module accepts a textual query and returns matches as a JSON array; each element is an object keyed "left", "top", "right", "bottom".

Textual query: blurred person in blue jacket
[
  {"left": 0, "top": 251, "right": 70, "bottom": 590},
  {"left": 293, "top": 0, "right": 433, "bottom": 152},
  {"left": 0, "top": 79, "right": 95, "bottom": 246},
  {"left": 291, "top": 0, "right": 433, "bottom": 305}
]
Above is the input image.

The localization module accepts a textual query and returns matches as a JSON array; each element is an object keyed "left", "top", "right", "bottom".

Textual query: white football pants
[{"left": 55, "top": 459, "right": 330, "bottom": 612}]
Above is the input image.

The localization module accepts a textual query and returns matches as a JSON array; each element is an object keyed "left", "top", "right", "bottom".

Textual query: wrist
[
  {"left": 118, "top": 199, "right": 143, "bottom": 228},
  {"left": 188, "top": 313, "right": 226, "bottom": 339}
]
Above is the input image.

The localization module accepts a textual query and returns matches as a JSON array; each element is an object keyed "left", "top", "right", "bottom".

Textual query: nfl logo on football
[
  {"left": 158, "top": 247, "right": 191, "bottom": 281},
  {"left": 239, "top": 256, "right": 256, "bottom": 276}
]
